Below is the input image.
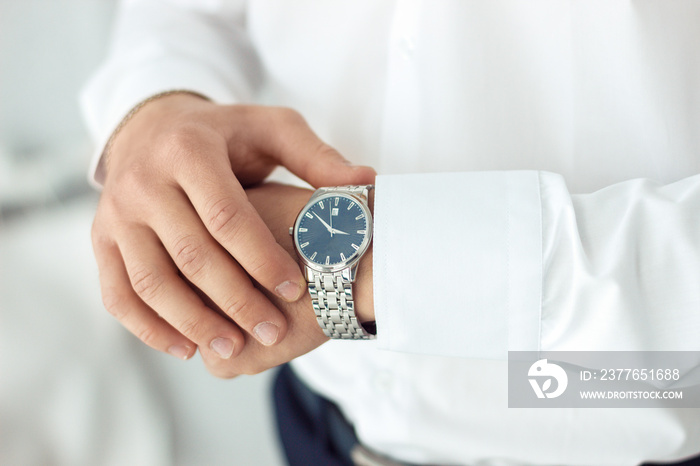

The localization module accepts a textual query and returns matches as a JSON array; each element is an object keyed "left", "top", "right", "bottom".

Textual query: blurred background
[{"left": 0, "top": 1, "right": 284, "bottom": 464}]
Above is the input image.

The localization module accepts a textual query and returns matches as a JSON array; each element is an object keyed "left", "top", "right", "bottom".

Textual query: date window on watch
[{"left": 332, "top": 208, "right": 339, "bottom": 216}]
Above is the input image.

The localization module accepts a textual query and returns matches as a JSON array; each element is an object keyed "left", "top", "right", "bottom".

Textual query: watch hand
[
  {"left": 312, "top": 212, "right": 333, "bottom": 233},
  {"left": 330, "top": 228, "right": 350, "bottom": 235},
  {"left": 329, "top": 203, "right": 333, "bottom": 237}
]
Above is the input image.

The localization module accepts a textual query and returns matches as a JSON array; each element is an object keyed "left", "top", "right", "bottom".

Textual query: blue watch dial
[{"left": 296, "top": 194, "right": 370, "bottom": 268}]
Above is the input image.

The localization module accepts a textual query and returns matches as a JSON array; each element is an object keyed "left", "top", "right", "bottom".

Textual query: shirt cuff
[{"left": 372, "top": 171, "right": 543, "bottom": 359}]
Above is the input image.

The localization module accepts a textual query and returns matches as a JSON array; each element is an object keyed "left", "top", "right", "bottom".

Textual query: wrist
[
  {"left": 291, "top": 185, "right": 376, "bottom": 338},
  {"left": 354, "top": 189, "right": 375, "bottom": 325},
  {"left": 247, "top": 183, "right": 376, "bottom": 337}
]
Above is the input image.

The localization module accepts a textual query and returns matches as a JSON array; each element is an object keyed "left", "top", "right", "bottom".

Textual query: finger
[
  {"left": 199, "top": 289, "right": 329, "bottom": 379},
  {"left": 152, "top": 189, "right": 289, "bottom": 346},
  {"left": 173, "top": 141, "right": 307, "bottom": 304},
  {"left": 92, "top": 238, "right": 197, "bottom": 360},
  {"left": 117, "top": 225, "right": 246, "bottom": 360},
  {"left": 249, "top": 107, "right": 377, "bottom": 188}
]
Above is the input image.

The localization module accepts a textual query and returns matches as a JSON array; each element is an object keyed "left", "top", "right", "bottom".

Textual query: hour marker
[
  {"left": 347, "top": 202, "right": 355, "bottom": 210},
  {"left": 300, "top": 241, "right": 309, "bottom": 248},
  {"left": 355, "top": 213, "right": 365, "bottom": 220},
  {"left": 351, "top": 243, "right": 359, "bottom": 250},
  {"left": 340, "top": 253, "right": 346, "bottom": 261},
  {"left": 319, "top": 200, "right": 325, "bottom": 209},
  {"left": 334, "top": 197, "right": 339, "bottom": 206},
  {"left": 357, "top": 230, "right": 366, "bottom": 234},
  {"left": 305, "top": 212, "right": 313, "bottom": 219},
  {"left": 299, "top": 228, "right": 308, "bottom": 232},
  {"left": 310, "top": 252, "right": 317, "bottom": 260},
  {"left": 325, "top": 256, "right": 330, "bottom": 265}
]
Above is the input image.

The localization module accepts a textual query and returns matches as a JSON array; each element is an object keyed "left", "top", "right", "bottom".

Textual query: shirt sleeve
[
  {"left": 372, "top": 171, "right": 700, "bottom": 359},
  {"left": 80, "top": 0, "right": 257, "bottom": 188}
]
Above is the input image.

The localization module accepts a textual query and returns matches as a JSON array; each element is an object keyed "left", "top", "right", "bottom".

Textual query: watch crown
[{"left": 289, "top": 227, "right": 293, "bottom": 236}]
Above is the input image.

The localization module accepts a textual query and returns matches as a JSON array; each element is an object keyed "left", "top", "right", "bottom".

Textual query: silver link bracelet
[{"left": 307, "top": 186, "right": 374, "bottom": 340}]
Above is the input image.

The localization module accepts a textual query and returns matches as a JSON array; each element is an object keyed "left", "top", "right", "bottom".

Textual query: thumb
[
  {"left": 297, "top": 143, "right": 377, "bottom": 188},
  {"left": 255, "top": 108, "right": 376, "bottom": 188}
]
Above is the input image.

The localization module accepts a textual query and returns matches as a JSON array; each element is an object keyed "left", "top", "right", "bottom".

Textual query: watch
[{"left": 290, "top": 185, "right": 375, "bottom": 340}]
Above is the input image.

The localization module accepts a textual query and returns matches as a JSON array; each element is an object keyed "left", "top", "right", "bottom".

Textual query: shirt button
[{"left": 399, "top": 36, "right": 415, "bottom": 59}]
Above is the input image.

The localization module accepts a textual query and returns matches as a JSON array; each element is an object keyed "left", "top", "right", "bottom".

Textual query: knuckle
[
  {"left": 130, "top": 266, "right": 165, "bottom": 302},
  {"left": 160, "top": 124, "right": 217, "bottom": 170},
  {"left": 274, "top": 106, "right": 304, "bottom": 125},
  {"left": 172, "top": 235, "right": 208, "bottom": 279},
  {"left": 205, "top": 196, "right": 248, "bottom": 237},
  {"left": 221, "top": 293, "right": 253, "bottom": 322},
  {"left": 227, "top": 103, "right": 254, "bottom": 119},
  {"left": 91, "top": 219, "right": 109, "bottom": 251},
  {"left": 162, "top": 124, "right": 203, "bottom": 157},
  {"left": 271, "top": 108, "right": 306, "bottom": 148},
  {"left": 178, "top": 314, "right": 206, "bottom": 341},
  {"left": 241, "top": 255, "right": 269, "bottom": 280},
  {"left": 315, "top": 141, "right": 342, "bottom": 161},
  {"left": 136, "top": 324, "right": 159, "bottom": 348},
  {"left": 91, "top": 210, "right": 119, "bottom": 251},
  {"left": 113, "top": 165, "right": 159, "bottom": 204},
  {"left": 302, "top": 141, "right": 344, "bottom": 178},
  {"left": 95, "top": 190, "right": 121, "bottom": 221},
  {"left": 101, "top": 288, "right": 128, "bottom": 320}
]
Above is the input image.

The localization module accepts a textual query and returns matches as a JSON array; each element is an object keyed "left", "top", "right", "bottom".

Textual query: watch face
[{"left": 294, "top": 193, "right": 372, "bottom": 270}]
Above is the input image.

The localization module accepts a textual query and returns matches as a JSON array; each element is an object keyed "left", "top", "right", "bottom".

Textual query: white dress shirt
[{"left": 82, "top": 1, "right": 700, "bottom": 464}]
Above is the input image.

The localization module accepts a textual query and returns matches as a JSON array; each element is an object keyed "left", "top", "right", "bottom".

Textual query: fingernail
[
  {"left": 167, "top": 344, "right": 192, "bottom": 360},
  {"left": 210, "top": 337, "right": 234, "bottom": 359},
  {"left": 254, "top": 322, "right": 280, "bottom": 346},
  {"left": 276, "top": 280, "right": 304, "bottom": 302}
]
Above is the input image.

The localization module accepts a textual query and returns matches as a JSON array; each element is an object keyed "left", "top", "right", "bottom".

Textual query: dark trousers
[
  {"left": 273, "top": 364, "right": 355, "bottom": 466},
  {"left": 272, "top": 364, "right": 700, "bottom": 466}
]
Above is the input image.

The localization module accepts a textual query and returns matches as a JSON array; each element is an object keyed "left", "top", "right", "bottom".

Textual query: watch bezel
[{"left": 292, "top": 191, "right": 373, "bottom": 274}]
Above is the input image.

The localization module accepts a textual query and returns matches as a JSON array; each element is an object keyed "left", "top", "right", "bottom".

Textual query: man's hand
[
  {"left": 91, "top": 93, "right": 375, "bottom": 361},
  {"left": 198, "top": 183, "right": 375, "bottom": 378}
]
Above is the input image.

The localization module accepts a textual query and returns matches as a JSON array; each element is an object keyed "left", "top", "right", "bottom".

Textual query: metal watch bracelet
[{"left": 307, "top": 186, "right": 375, "bottom": 340}]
